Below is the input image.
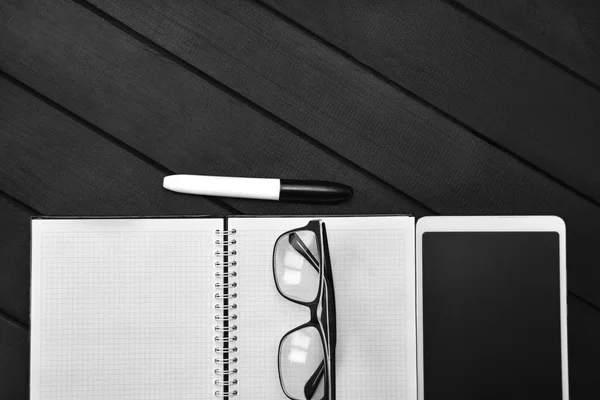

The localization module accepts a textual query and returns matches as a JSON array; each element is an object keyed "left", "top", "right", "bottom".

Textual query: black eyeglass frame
[{"left": 273, "top": 219, "right": 337, "bottom": 400}]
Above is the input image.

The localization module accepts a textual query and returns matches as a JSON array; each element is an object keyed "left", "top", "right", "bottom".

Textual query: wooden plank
[
  {"left": 0, "top": 75, "right": 424, "bottom": 219},
  {"left": 254, "top": 0, "right": 600, "bottom": 203},
  {"left": 0, "top": 76, "right": 228, "bottom": 216},
  {"left": 0, "top": 195, "right": 36, "bottom": 324},
  {"left": 43, "top": 0, "right": 600, "bottom": 307},
  {"left": 0, "top": 319, "right": 28, "bottom": 399},
  {"left": 0, "top": 0, "right": 430, "bottom": 219},
  {"left": 568, "top": 295, "right": 600, "bottom": 398},
  {"left": 452, "top": 0, "right": 600, "bottom": 88}
]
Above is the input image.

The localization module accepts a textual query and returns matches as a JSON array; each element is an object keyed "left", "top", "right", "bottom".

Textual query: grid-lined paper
[
  {"left": 229, "top": 216, "right": 417, "bottom": 400},
  {"left": 30, "top": 218, "right": 222, "bottom": 400}
]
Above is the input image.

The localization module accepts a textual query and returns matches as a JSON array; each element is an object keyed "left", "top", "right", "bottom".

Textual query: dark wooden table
[{"left": 1, "top": 0, "right": 599, "bottom": 398}]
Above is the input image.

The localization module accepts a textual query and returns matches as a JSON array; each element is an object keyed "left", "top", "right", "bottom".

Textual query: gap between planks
[
  {"left": 0, "top": 70, "right": 241, "bottom": 216},
  {"left": 250, "top": 0, "right": 600, "bottom": 211},
  {"left": 441, "top": 0, "right": 600, "bottom": 93}
]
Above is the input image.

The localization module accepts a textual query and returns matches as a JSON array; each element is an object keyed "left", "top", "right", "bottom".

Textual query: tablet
[{"left": 416, "top": 216, "right": 568, "bottom": 400}]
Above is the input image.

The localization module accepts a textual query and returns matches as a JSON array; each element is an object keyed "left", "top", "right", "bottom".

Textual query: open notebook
[{"left": 30, "top": 216, "right": 417, "bottom": 399}]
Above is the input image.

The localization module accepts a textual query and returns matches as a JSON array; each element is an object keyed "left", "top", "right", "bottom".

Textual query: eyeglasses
[{"left": 273, "top": 220, "right": 337, "bottom": 400}]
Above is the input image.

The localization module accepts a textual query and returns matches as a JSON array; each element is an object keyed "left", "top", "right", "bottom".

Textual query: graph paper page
[
  {"left": 229, "top": 216, "right": 417, "bottom": 399},
  {"left": 30, "top": 218, "right": 222, "bottom": 400}
]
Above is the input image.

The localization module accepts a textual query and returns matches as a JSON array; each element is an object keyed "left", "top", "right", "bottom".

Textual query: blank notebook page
[
  {"left": 30, "top": 218, "right": 222, "bottom": 400},
  {"left": 229, "top": 216, "right": 417, "bottom": 400}
]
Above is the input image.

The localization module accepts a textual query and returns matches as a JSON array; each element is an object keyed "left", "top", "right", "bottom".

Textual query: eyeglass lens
[
  {"left": 279, "top": 326, "right": 326, "bottom": 400},
  {"left": 274, "top": 230, "right": 321, "bottom": 304}
]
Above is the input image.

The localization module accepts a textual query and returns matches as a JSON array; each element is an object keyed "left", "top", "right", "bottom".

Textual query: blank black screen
[{"left": 422, "top": 232, "right": 562, "bottom": 399}]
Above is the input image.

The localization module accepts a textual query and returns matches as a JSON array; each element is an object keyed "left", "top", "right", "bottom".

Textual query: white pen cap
[{"left": 163, "top": 175, "right": 281, "bottom": 200}]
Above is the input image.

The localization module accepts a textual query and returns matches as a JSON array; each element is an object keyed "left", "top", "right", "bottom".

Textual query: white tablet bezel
[{"left": 415, "top": 216, "right": 568, "bottom": 400}]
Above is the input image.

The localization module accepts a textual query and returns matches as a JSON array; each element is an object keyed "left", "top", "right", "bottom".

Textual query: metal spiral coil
[
  {"left": 215, "top": 346, "right": 238, "bottom": 353},
  {"left": 214, "top": 325, "right": 238, "bottom": 332},
  {"left": 215, "top": 260, "right": 237, "bottom": 267},
  {"left": 215, "top": 379, "right": 238, "bottom": 386},
  {"left": 214, "top": 368, "right": 238, "bottom": 375},
  {"left": 215, "top": 282, "right": 238, "bottom": 289},
  {"left": 215, "top": 250, "right": 237, "bottom": 256},
  {"left": 214, "top": 227, "right": 238, "bottom": 397},
  {"left": 215, "top": 239, "right": 237, "bottom": 245},
  {"left": 214, "top": 292, "right": 237, "bottom": 300},
  {"left": 215, "top": 335, "right": 238, "bottom": 342},
  {"left": 214, "top": 314, "right": 238, "bottom": 321},
  {"left": 214, "top": 390, "right": 238, "bottom": 397},
  {"left": 214, "top": 303, "right": 238, "bottom": 310},
  {"left": 215, "top": 229, "right": 237, "bottom": 235},
  {"left": 214, "top": 357, "right": 238, "bottom": 364},
  {"left": 215, "top": 272, "right": 237, "bottom": 279}
]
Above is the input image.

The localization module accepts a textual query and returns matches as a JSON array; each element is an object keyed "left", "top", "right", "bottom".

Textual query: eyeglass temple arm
[
  {"left": 304, "top": 359, "right": 326, "bottom": 400},
  {"left": 288, "top": 233, "right": 320, "bottom": 271}
]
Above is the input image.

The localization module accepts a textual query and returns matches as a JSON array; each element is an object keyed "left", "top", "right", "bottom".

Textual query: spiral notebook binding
[{"left": 214, "top": 229, "right": 238, "bottom": 398}]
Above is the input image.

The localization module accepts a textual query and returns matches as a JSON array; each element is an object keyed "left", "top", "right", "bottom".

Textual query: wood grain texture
[
  {"left": 258, "top": 0, "right": 600, "bottom": 203},
  {"left": 44, "top": 0, "right": 600, "bottom": 308},
  {"left": 0, "top": 0, "right": 429, "bottom": 218},
  {"left": 568, "top": 296, "right": 600, "bottom": 398},
  {"left": 0, "top": 196, "right": 36, "bottom": 325},
  {"left": 0, "top": 319, "right": 28, "bottom": 399},
  {"left": 0, "top": 72, "right": 423, "bottom": 219},
  {"left": 0, "top": 76, "right": 228, "bottom": 216},
  {"left": 452, "top": 0, "right": 600, "bottom": 87}
]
